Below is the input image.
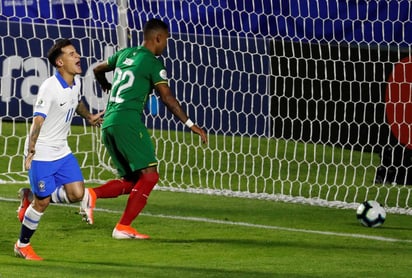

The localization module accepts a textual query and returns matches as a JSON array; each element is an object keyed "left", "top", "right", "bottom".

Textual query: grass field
[
  {"left": 1, "top": 121, "right": 412, "bottom": 277},
  {"left": 1, "top": 184, "right": 412, "bottom": 277}
]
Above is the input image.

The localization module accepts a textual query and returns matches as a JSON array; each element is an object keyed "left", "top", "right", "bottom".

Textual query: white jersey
[{"left": 24, "top": 72, "right": 81, "bottom": 161}]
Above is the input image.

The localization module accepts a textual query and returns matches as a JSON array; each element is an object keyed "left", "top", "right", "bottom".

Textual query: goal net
[{"left": 1, "top": 0, "right": 412, "bottom": 214}]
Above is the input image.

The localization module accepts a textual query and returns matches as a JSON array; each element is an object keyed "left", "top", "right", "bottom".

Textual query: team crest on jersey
[
  {"left": 35, "top": 99, "right": 45, "bottom": 107},
  {"left": 38, "top": 180, "right": 46, "bottom": 192},
  {"left": 159, "top": 69, "right": 167, "bottom": 80},
  {"left": 123, "top": 58, "right": 134, "bottom": 66}
]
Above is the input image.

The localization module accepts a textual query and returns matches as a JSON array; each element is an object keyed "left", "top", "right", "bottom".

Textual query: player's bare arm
[
  {"left": 75, "top": 101, "right": 104, "bottom": 127},
  {"left": 156, "top": 83, "right": 208, "bottom": 144},
  {"left": 93, "top": 62, "right": 114, "bottom": 92},
  {"left": 25, "top": 115, "right": 44, "bottom": 170}
]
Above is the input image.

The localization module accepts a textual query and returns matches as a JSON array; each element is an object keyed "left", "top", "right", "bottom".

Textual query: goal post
[{"left": 1, "top": 0, "right": 412, "bottom": 214}]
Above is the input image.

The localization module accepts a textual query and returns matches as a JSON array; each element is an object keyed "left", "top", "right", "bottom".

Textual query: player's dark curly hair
[{"left": 47, "top": 39, "right": 73, "bottom": 67}]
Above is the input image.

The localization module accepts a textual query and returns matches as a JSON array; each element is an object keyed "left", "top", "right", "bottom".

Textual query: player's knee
[
  {"left": 144, "top": 172, "right": 159, "bottom": 185},
  {"left": 65, "top": 183, "right": 85, "bottom": 202},
  {"left": 138, "top": 172, "right": 159, "bottom": 196},
  {"left": 121, "top": 179, "right": 136, "bottom": 194}
]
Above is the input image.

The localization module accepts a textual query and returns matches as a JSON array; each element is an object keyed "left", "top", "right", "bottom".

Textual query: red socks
[
  {"left": 93, "top": 179, "right": 135, "bottom": 198},
  {"left": 92, "top": 173, "right": 159, "bottom": 226},
  {"left": 119, "top": 172, "right": 159, "bottom": 226}
]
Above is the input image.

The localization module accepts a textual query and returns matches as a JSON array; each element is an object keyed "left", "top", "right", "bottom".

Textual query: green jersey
[{"left": 102, "top": 46, "right": 168, "bottom": 128}]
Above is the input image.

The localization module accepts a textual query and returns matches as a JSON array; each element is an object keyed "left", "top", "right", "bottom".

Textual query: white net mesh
[{"left": 1, "top": 0, "right": 412, "bottom": 214}]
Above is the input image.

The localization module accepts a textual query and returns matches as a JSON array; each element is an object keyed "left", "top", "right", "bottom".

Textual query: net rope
[{"left": 1, "top": 0, "right": 412, "bottom": 214}]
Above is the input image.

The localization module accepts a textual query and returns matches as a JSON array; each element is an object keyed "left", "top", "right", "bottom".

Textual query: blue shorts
[{"left": 28, "top": 153, "right": 84, "bottom": 198}]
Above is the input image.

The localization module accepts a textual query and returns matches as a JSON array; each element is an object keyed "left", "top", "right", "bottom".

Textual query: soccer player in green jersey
[{"left": 83, "top": 18, "right": 208, "bottom": 239}]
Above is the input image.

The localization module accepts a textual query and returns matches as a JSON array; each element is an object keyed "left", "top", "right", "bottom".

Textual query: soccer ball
[{"left": 356, "top": 200, "right": 386, "bottom": 228}]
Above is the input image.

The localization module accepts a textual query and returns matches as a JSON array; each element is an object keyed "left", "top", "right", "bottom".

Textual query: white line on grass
[
  {"left": 144, "top": 213, "right": 412, "bottom": 243},
  {"left": 1, "top": 196, "right": 411, "bottom": 243}
]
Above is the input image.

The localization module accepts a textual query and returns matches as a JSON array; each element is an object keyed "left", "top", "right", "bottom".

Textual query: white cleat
[
  {"left": 79, "top": 188, "right": 96, "bottom": 224},
  {"left": 112, "top": 223, "right": 150, "bottom": 239}
]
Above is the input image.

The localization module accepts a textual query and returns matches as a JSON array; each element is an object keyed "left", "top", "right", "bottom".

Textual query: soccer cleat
[
  {"left": 16, "top": 188, "right": 33, "bottom": 222},
  {"left": 80, "top": 188, "right": 96, "bottom": 225},
  {"left": 14, "top": 243, "right": 43, "bottom": 261},
  {"left": 112, "top": 223, "right": 150, "bottom": 239}
]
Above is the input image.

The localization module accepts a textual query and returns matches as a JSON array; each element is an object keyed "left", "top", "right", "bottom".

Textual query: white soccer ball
[{"left": 356, "top": 200, "right": 386, "bottom": 228}]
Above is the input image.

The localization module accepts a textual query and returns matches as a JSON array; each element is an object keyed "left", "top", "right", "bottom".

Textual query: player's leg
[
  {"left": 50, "top": 185, "right": 70, "bottom": 203},
  {"left": 52, "top": 153, "right": 95, "bottom": 224},
  {"left": 112, "top": 167, "right": 159, "bottom": 239},
  {"left": 15, "top": 160, "right": 56, "bottom": 260},
  {"left": 77, "top": 127, "right": 136, "bottom": 224},
  {"left": 17, "top": 185, "right": 69, "bottom": 222},
  {"left": 32, "top": 153, "right": 84, "bottom": 205},
  {"left": 92, "top": 178, "right": 136, "bottom": 198},
  {"left": 79, "top": 179, "right": 136, "bottom": 224},
  {"left": 79, "top": 178, "right": 136, "bottom": 225},
  {"left": 14, "top": 194, "right": 50, "bottom": 261},
  {"left": 118, "top": 168, "right": 159, "bottom": 225},
  {"left": 55, "top": 153, "right": 85, "bottom": 202},
  {"left": 92, "top": 126, "right": 137, "bottom": 198},
  {"left": 110, "top": 125, "right": 159, "bottom": 239},
  {"left": 16, "top": 187, "right": 33, "bottom": 222},
  {"left": 16, "top": 155, "right": 73, "bottom": 221}
]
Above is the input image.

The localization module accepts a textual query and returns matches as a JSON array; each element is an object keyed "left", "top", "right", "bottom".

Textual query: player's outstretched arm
[
  {"left": 75, "top": 101, "right": 104, "bottom": 127},
  {"left": 156, "top": 83, "right": 207, "bottom": 144}
]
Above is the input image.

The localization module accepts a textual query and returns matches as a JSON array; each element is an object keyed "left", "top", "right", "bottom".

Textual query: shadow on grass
[{"left": 1, "top": 259, "right": 311, "bottom": 278}]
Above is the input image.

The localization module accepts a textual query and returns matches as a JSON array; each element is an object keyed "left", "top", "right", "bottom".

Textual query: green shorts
[{"left": 101, "top": 124, "right": 158, "bottom": 177}]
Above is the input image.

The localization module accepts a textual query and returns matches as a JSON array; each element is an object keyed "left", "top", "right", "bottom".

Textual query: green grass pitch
[{"left": 1, "top": 184, "right": 412, "bottom": 277}]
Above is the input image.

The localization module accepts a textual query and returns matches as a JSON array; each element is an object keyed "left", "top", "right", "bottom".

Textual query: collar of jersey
[
  {"left": 138, "top": 45, "right": 151, "bottom": 53},
  {"left": 55, "top": 71, "right": 76, "bottom": 89}
]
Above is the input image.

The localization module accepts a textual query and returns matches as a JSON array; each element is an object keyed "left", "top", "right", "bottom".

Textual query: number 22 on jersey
[{"left": 109, "top": 68, "right": 135, "bottom": 104}]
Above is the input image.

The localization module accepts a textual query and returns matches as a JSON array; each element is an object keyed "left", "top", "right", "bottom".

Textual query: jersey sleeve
[
  {"left": 107, "top": 49, "right": 124, "bottom": 68},
  {"left": 33, "top": 81, "right": 53, "bottom": 118},
  {"left": 151, "top": 59, "right": 168, "bottom": 86}
]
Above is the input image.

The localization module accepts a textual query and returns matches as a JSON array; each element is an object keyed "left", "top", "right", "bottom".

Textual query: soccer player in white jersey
[{"left": 14, "top": 39, "right": 104, "bottom": 261}]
